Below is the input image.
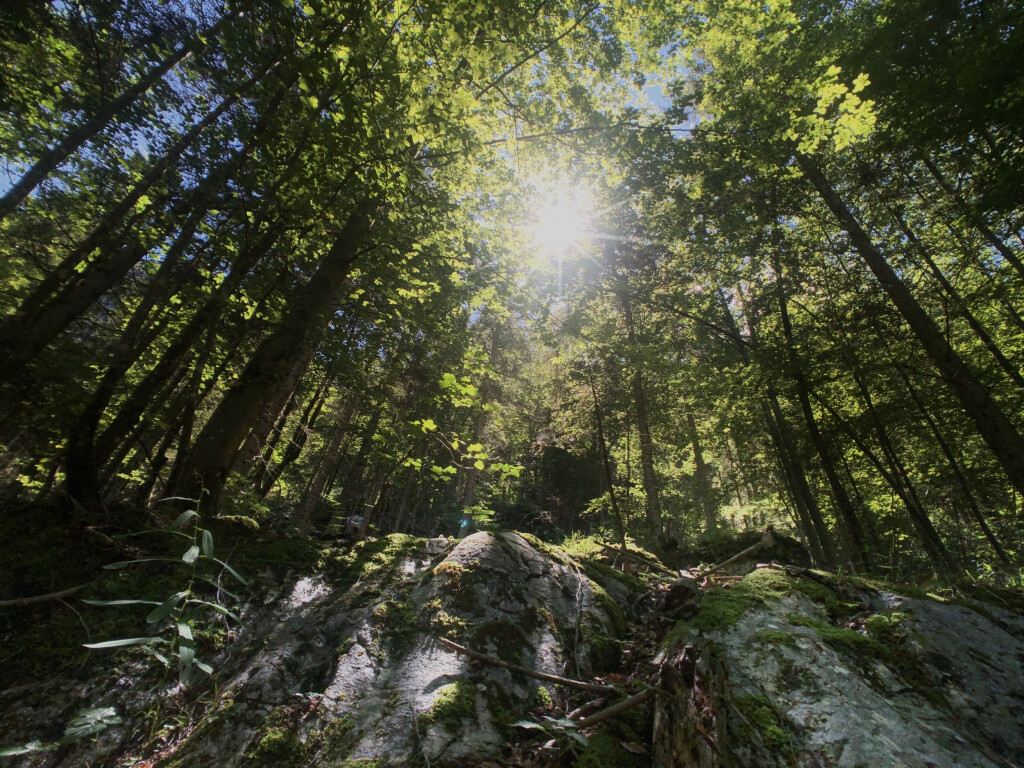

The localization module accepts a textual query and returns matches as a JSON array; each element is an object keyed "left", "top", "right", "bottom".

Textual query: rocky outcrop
[
  {"left": 654, "top": 567, "right": 1024, "bottom": 768},
  {"left": 2, "top": 534, "right": 1023, "bottom": 768},
  {"left": 0, "top": 532, "right": 633, "bottom": 767}
]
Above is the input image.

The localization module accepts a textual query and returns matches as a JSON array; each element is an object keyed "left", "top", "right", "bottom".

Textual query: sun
[{"left": 528, "top": 183, "right": 594, "bottom": 256}]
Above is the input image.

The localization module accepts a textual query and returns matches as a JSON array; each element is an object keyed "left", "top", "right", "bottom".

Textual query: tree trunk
[
  {"left": 297, "top": 399, "right": 356, "bottom": 526},
  {"left": 797, "top": 152, "right": 1024, "bottom": 498},
  {"left": 774, "top": 255, "right": 869, "bottom": 570},
  {"left": 900, "top": 369, "right": 1011, "bottom": 566},
  {"left": 0, "top": 11, "right": 240, "bottom": 221},
  {"left": 589, "top": 374, "right": 631, "bottom": 573},
  {"left": 619, "top": 287, "right": 664, "bottom": 542},
  {"left": 686, "top": 412, "right": 717, "bottom": 531}
]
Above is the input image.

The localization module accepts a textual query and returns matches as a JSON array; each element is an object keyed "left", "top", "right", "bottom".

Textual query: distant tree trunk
[
  {"left": 900, "top": 369, "right": 1011, "bottom": 566},
  {"left": 173, "top": 197, "right": 378, "bottom": 510},
  {"left": 720, "top": 287, "right": 835, "bottom": 565},
  {"left": 257, "top": 383, "right": 328, "bottom": 498},
  {"left": 797, "top": 152, "right": 1024, "bottom": 499},
  {"left": 687, "top": 412, "right": 717, "bottom": 531},
  {"left": 922, "top": 156, "right": 1024, "bottom": 281},
  {"left": 887, "top": 204, "right": 1024, "bottom": 390},
  {"left": 0, "top": 11, "right": 241, "bottom": 222},
  {"left": 589, "top": 374, "right": 631, "bottom": 573},
  {"left": 297, "top": 399, "right": 356, "bottom": 527},
  {"left": 762, "top": 398, "right": 833, "bottom": 566},
  {"left": 774, "top": 255, "right": 869, "bottom": 570},
  {"left": 619, "top": 286, "right": 664, "bottom": 542}
]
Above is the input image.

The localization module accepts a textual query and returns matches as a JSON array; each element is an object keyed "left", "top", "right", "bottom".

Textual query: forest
[{"left": 1, "top": 0, "right": 1023, "bottom": 765}]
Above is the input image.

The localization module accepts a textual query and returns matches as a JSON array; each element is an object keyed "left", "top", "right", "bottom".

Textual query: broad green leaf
[
  {"left": 201, "top": 529, "right": 214, "bottom": 557},
  {"left": 169, "top": 510, "right": 198, "bottom": 530},
  {"left": 146, "top": 592, "right": 186, "bottom": 623},
  {"left": 182, "top": 545, "right": 200, "bottom": 564}
]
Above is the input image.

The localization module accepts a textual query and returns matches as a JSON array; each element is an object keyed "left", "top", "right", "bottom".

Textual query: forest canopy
[{"left": 1, "top": 0, "right": 1023, "bottom": 583}]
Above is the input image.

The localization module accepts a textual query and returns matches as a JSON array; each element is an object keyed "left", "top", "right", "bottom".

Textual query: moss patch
[
  {"left": 732, "top": 694, "right": 789, "bottom": 751},
  {"left": 418, "top": 681, "right": 477, "bottom": 731},
  {"left": 320, "top": 534, "right": 423, "bottom": 590}
]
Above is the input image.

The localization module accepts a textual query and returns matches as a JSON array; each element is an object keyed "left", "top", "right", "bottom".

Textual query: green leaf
[
  {"left": 146, "top": 592, "right": 187, "bottom": 623},
  {"left": 176, "top": 621, "right": 193, "bottom": 641},
  {"left": 83, "top": 637, "right": 166, "bottom": 649},
  {"left": 177, "top": 641, "right": 196, "bottom": 667},
  {"left": 209, "top": 557, "right": 248, "bottom": 585},
  {"left": 194, "top": 659, "right": 214, "bottom": 675},
  {"left": 169, "top": 510, "right": 198, "bottom": 530},
  {"left": 82, "top": 599, "right": 160, "bottom": 607},
  {"left": 182, "top": 545, "right": 200, "bottom": 564},
  {"left": 201, "top": 529, "right": 214, "bottom": 557},
  {"left": 0, "top": 741, "right": 55, "bottom": 756},
  {"left": 512, "top": 721, "right": 545, "bottom": 730},
  {"left": 186, "top": 600, "right": 240, "bottom": 622},
  {"left": 60, "top": 707, "right": 122, "bottom": 743},
  {"left": 474, "top": 459, "right": 485, "bottom": 470}
]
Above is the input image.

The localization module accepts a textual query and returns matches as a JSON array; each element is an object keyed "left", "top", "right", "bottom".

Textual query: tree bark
[
  {"left": 0, "top": 11, "right": 240, "bottom": 222},
  {"left": 774, "top": 255, "right": 869, "bottom": 570},
  {"left": 797, "top": 152, "right": 1024, "bottom": 498},
  {"left": 619, "top": 286, "right": 664, "bottom": 542}
]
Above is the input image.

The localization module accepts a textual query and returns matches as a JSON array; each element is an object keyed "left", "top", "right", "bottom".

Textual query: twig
[
  {"left": 0, "top": 583, "right": 91, "bottom": 608},
  {"left": 438, "top": 637, "right": 617, "bottom": 694},
  {"left": 575, "top": 688, "right": 655, "bottom": 728},
  {"left": 567, "top": 697, "right": 609, "bottom": 720},
  {"left": 698, "top": 531, "right": 773, "bottom": 577}
]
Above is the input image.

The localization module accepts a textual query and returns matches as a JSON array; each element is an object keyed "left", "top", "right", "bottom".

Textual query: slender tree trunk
[
  {"left": 775, "top": 255, "right": 869, "bottom": 570},
  {"left": 900, "top": 370, "right": 1011, "bottom": 566},
  {"left": 177, "top": 198, "right": 376, "bottom": 510},
  {"left": 922, "top": 156, "right": 1024, "bottom": 280},
  {"left": 589, "top": 374, "right": 631, "bottom": 573},
  {"left": 797, "top": 152, "right": 1024, "bottom": 498},
  {"left": 298, "top": 400, "right": 356, "bottom": 526},
  {"left": 888, "top": 205, "right": 1024, "bottom": 390},
  {"left": 257, "top": 383, "right": 328, "bottom": 498},
  {"left": 687, "top": 411, "right": 717, "bottom": 531},
  {"left": 619, "top": 288, "right": 663, "bottom": 542},
  {"left": 0, "top": 11, "right": 240, "bottom": 222},
  {"left": 0, "top": 60, "right": 274, "bottom": 363}
]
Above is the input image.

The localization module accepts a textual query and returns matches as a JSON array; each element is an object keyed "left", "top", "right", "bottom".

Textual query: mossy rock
[{"left": 417, "top": 680, "right": 477, "bottom": 732}]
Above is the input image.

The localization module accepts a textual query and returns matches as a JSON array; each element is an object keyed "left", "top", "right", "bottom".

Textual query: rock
[
  {"left": 655, "top": 568, "right": 1024, "bottom": 768},
  {"left": 0, "top": 532, "right": 635, "bottom": 768}
]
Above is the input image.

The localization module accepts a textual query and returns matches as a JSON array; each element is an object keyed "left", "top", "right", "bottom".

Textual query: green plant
[
  {"left": 0, "top": 706, "right": 123, "bottom": 756},
  {"left": 82, "top": 500, "right": 247, "bottom": 677},
  {"left": 512, "top": 715, "right": 589, "bottom": 750}
]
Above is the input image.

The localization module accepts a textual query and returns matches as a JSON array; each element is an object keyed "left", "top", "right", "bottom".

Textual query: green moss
[
  {"left": 589, "top": 580, "right": 627, "bottom": 636},
  {"left": 417, "top": 681, "right": 477, "bottom": 731},
  {"left": 535, "top": 686, "right": 553, "bottom": 708},
  {"left": 790, "top": 616, "right": 888, "bottom": 658},
  {"left": 732, "top": 694, "right": 789, "bottom": 750},
  {"left": 321, "top": 534, "right": 423, "bottom": 589},
  {"left": 579, "top": 558, "right": 645, "bottom": 595},
  {"left": 572, "top": 726, "right": 646, "bottom": 768},
  {"left": 247, "top": 727, "right": 303, "bottom": 762}
]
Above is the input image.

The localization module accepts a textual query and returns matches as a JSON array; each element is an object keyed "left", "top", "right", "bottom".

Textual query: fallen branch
[
  {"left": 0, "top": 584, "right": 91, "bottom": 608},
  {"left": 698, "top": 530, "right": 773, "bottom": 578},
  {"left": 438, "top": 637, "right": 618, "bottom": 694},
  {"left": 576, "top": 688, "right": 656, "bottom": 728},
  {"left": 567, "top": 697, "right": 610, "bottom": 720}
]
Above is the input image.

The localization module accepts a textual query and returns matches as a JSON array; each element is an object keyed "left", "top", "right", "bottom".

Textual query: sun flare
[{"left": 528, "top": 184, "right": 594, "bottom": 256}]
